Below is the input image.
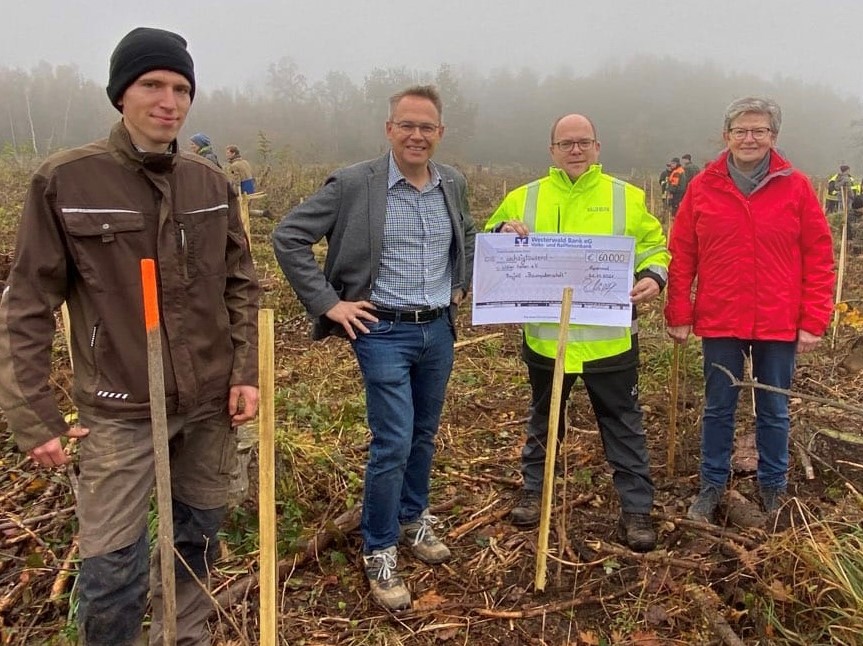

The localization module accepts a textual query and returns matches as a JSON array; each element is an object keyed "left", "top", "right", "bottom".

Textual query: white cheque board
[{"left": 471, "top": 233, "right": 635, "bottom": 326}]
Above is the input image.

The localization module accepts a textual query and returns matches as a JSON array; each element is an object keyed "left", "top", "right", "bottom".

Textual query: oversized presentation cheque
[{"left": 471, "top": 233, "right": 635, "bottom": 326}]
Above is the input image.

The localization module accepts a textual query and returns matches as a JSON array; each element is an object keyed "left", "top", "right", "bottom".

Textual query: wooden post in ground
[
  {"left": 832, "top": 188, "right": 850, "bottom": 348},
  {"left": 238, "top": 192, "right": 267, "bottom": 247},
  {"left": 140, "top": 259, "right": 176, "bottom": 645},
  {"left": 257, "top": 309, "right": 277, "bottom": 643},
  {"left": 535, "top": 287, "right": 572, "bottom": 592},
  {"left": 667, "top": 343, "right": 680, "bottom": 477}
]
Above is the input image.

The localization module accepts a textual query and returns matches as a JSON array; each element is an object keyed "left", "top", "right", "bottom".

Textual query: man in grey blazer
[{"left": 273, "top": 85, "right": 476, "bottom": 611}]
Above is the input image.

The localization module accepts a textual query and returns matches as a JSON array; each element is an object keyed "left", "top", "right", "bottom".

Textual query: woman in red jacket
[{"left": 664, "top": 97, "right": 835, "bottom": 523}]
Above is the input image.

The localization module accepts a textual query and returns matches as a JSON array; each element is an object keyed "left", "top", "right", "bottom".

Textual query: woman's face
[{"left": 723, "top": 112, "right": 775, "bottom": 171}]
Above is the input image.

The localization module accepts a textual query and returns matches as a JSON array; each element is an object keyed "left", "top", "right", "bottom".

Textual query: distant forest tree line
[{"left": 1, "top": 56, "right": 862, "bottom": 176}]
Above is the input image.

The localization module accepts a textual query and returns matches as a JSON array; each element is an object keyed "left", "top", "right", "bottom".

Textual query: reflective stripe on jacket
[{"left": 485, "top": 164, "right": 669, "bottom": 372}]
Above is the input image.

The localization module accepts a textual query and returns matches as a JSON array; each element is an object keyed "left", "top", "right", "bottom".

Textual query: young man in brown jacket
[{"left": 0, "top": 27, "right": 259, "bottom": 645}]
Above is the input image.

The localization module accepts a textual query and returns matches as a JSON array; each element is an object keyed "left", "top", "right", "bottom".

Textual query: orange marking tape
[{"left": 140, "top": 259, "right": 160, "bottom": 331}]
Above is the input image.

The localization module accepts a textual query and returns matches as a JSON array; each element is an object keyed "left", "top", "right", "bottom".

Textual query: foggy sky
[{"left": 4, "top": 0, "right": 863, "bottom": 100}]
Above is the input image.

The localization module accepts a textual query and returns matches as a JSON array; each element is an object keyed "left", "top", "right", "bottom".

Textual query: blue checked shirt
[{"left": 370, "top": 154, "right": 453, "bottom": 310}]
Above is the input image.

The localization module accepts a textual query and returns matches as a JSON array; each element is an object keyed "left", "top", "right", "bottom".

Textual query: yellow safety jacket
[{"left": 485, "top": 164, "right": 670, "bottom": 373}]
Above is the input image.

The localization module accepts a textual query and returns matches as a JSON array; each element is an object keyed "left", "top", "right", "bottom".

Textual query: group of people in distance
[
  {"left": 659, "top": 154, "right": 700, "bottom": 215},
  {"left": 188, "top": 132, "right": 257, "bottom": 195},
  {"left": 0, "top": 25, "right": 837, "bottom": 643}
]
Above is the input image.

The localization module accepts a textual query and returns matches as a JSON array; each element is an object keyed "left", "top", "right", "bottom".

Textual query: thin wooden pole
[
  {"left": 832, "top": 188, "right": 849, "bottom": 348},
  {"left": 60, "top": 303, "right": 73, "bottom": 370},
  {"left": 258, "top": 309, "right": 277, "bottom": 643},
  {"left": 535, "top": 287, "right": 572, "bottom": 592},
  {"left": 239, "top": 194, "right": 251, "bottom": 243},
  {"left": 140, "top": 259, "right": 176, "bottom": 645},
  {"left": 667, "top": 343, "right": 680, "bottom": 477}
]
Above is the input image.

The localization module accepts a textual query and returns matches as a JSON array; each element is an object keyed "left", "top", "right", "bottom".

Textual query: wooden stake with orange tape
[{"left": 141, "top": 259, "right": 177, "bottom": 644}]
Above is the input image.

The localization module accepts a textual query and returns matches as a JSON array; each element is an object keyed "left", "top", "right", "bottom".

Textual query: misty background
[{"left": 2, "top": 0, "right": 863, "bottom": 175}]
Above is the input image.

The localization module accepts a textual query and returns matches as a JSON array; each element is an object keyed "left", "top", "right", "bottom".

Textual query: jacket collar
[
  {"left": 109, "top": 120, "right": 178, "bottom": 174},
  {"left": 704, "top": 147, "right": 793, "bottom": 181},
  {"left": 548, "top": 163, "right": 603, "bottom": 191}
]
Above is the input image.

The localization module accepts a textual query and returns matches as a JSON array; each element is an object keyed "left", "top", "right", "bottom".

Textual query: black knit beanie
[{"left": 106, "top": 27, "right": 195, "bottom": 111}]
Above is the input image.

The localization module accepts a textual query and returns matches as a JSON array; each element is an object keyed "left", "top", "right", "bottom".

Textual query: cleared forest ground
[{"left": 1, "top": 161, "right": 862, "bottom": 645}]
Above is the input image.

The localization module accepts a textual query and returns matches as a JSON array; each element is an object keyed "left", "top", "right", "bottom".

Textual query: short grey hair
[
  {"left": 388, "top": 85, "right": 443, "bottom": 121},
  {"left": 723, "top": 97, "right": 782, "bottom": 135}
]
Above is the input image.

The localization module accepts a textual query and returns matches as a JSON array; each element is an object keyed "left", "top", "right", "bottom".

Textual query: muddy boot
[
  {"left": 687, "top": 485, "right": 722, "bottom": 523},
  {"left": 617, "top": 512, "right": 656, "bottom": 552},
  {"left": 510, "top": 489, "right": 541, "bottom": 527}
]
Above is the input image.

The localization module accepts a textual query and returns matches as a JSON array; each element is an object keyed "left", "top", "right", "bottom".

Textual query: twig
[
  {"left": 687, "top": 584, "right": 746, "bottom": 646},
  {"left": 795, "top": 442, "right": 816, "bottom": 480},
  {"left": 711, "top": 363, "right": 863, "bottom": 415},
  {"left": 475, "top": 579, "right": 643, "bottom": 618},
  {"left": 447, "top": 503, "right": 513, "bottom": 541},
  {"left": 654, "top": 512, "right": 761, "bottom": 550},
  {"left": 454, "top": 332, "right": 504, "bottom": 349},
  {"left": 0, "top": 505, "right": 75, "bottom": 532},
  {"left": 49, "top": 536, "right": 79, "bottom": 605},
  {"left": 586, "top": 539, "right": 710, "bottom": 572}
]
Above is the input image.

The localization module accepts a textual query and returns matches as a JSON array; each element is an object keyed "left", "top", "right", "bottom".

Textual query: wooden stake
[
  {"left": 60, "top": 303, "right": 73, "bottom": 370},
  {"left": 239, "top": 194, "right": 251, "bottom": 243},
  {"left": 832, "top": 189, "right": 849, "bottom": 348},
  {"left": 667, "top": 343, "right": 680, "bottom": 477},
  {"left": 535, "top": 287, "right": 572, "bottom": 591},
  {"left": 257, "top": 309, "right": 277, "bottom": 643},
  {"left": 140, "top": 259, "right": 176, "bottom": 645}
]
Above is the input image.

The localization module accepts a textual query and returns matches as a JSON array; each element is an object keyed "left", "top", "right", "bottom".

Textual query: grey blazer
[{"left": 273, "top": 154, "right": 477, "bottom": 339}]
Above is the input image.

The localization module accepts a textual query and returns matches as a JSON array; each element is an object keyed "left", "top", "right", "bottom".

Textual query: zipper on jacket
[{"left": 178, "top": 222, "right": 189, "bottom": 280}]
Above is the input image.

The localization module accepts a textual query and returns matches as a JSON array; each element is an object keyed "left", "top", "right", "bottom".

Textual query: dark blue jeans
[
  {"left": 700, "top": 338, "right": 796, "bottom": 490},
  {"left": 351, "top": 315, "right": 454, "bottom": 552}
]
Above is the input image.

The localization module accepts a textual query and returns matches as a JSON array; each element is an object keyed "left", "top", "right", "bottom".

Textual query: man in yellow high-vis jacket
[{"left": 485, "top": 113, "right": 669, "bottom": 552}]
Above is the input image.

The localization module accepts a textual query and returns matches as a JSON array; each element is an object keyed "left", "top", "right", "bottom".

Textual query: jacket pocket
[{"left": 62, "top": 209, "right": 147, "bottom": 291}]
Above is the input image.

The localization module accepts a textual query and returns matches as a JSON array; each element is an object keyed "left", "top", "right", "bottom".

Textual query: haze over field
[
  {"left": 5, "top": 0, "right": 862, "bottom": 98},
  {"left": 2, "top": 0, "right": 863, "bottom": 172}
]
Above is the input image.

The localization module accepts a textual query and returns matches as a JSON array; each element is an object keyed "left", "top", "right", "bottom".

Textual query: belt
[{"left": 371, "top": 306, "right": 447, "bottom": 323}]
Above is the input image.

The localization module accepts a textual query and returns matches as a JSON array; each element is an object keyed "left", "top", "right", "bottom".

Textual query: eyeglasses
[
  {"left": 390, "top": 121, "right": 440, "bottom": 136},
  {"left": 552, "top": 139, "right": 596, "bottom": 152},
  {"left": 727, "top": 127, "right": 772, "bottom": 141}
]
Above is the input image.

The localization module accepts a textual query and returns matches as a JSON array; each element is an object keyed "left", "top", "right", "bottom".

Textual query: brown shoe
[
  {"left": 400, "top": 510, "right": 451, "bottom": 564},
  {"left": 363, "top": 546, "right": 410, "bottom": 611},
  {"left": 617, "top": 512, "right": 656, "bottom": 552},
  {"left": 510, "top": 489, "right": 541, "bottom": 527}
]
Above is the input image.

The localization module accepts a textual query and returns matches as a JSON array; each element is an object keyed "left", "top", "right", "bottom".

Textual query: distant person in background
[
  {"left": 667, "top": 157, "right": 686, "bottom": 215},
  {"left": 659, "top": 161, "right": 673, "bottom": 212},
  {"left": 189, "top": 132, "right": 221, "bottom": 167},
  {"left": 665, "top": 96, "right": 835, "bottom": 526},
  {"left": 225, "top": 145, "right": 256, "bottom": 194},
  {"left": 681, "top": 153, "right": 700, "bottom": 190},
  {"left": 825, "top": 164, "right": 855, "bottom": 214}
]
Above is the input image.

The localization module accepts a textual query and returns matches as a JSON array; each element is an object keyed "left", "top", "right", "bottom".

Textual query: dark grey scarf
[{"left": 726, "top": 150, "right": 771, "bottom": 196}]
